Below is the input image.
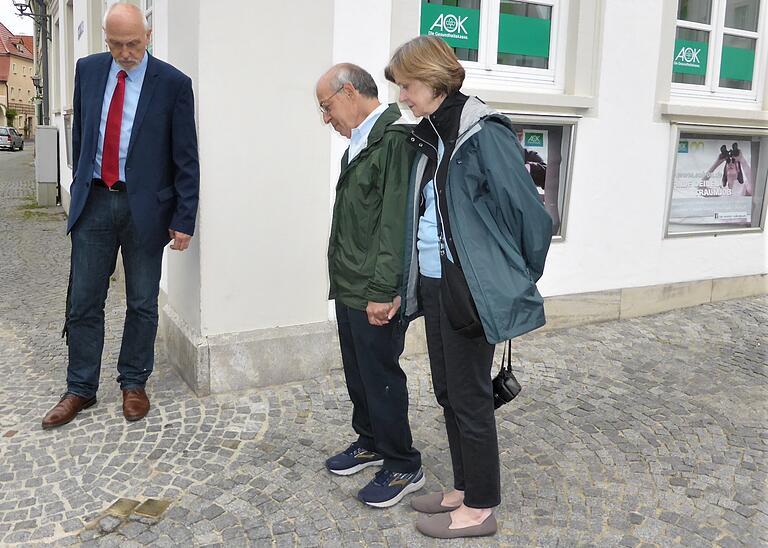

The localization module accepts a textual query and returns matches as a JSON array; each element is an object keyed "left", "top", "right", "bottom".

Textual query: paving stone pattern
[{"left": 1, "top": 148, "right": 767, "bottom": 547}]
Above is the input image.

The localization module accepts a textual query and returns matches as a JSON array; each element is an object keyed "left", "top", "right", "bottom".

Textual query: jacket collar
[
  {"left": 339, "top": 103, "right": 406, "bottom": 178},
  {"left": 127, "top": 53, "right": 160, "bottom": 158},
  {"left": 411, "top": 92, "right": 468, "bottom": 152},
  {"left": 409, "top": 94, "right": 513, "bottom": 159}
]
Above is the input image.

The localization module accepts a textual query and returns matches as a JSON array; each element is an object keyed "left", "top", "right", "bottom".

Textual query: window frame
[
  {"left": 422, "top": 0, "right": 569, "bottom": 91},
  {"left": 664, "top": 122, "right": 768, "bottom": 238},
  {"left": 672, "top": 0, "right": 767, "bottom": 103}
]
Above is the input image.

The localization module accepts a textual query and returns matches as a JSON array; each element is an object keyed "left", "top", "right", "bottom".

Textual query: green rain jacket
[
  {"left": 401, "top": 97, "right": 553, "bottom": 343},
  {"left": 328, "top": 103, "right": 417, "bottom": 311}
]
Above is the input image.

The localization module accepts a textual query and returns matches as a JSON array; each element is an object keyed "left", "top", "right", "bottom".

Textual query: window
[
  {"left": 672, "top": 0, "right": 764, "bottom": 100},
  {"left": 506, "top": 115, "right": 577, "bottom": 238},
  {"left": 420, "top": 0, "right": 568, "bottom": 89},
  {"left": 12, "top": 63, "right": 16, "bottom": 74},
  {"left": 64, "top": 113, "right": 73, "bottom": 168},
  {"left": 667, "top": 126, "right": 768, "bottom": 235}
]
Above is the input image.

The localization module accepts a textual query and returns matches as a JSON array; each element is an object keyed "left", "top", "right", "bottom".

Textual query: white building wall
[
  {"left": 535, "top": 0, "right": 766, "bottom": 297},
  {"left": 42, "top": 0, "right": 767, "bottom": 395},
  {"left": 195, "top": 0, "right": 334, "bottom": 337}
]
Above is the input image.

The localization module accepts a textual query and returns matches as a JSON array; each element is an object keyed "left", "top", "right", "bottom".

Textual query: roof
[
  {"left": 18, "top": 35, "right": 34, "bottom": 56},
  {"left": 0, "top": 21, "right": 34, "bottom": 61}
]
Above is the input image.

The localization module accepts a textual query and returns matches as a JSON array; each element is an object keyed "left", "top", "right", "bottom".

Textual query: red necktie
[{"left": 101, "top": 70, "right": 127, "bottom": 188}]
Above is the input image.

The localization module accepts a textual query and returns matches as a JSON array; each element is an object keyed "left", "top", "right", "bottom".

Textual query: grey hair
[
  {"left": 103, "top": 2, "right": 151, "bottom": 31},
  {"left": 329, "top": 63, "right": 378, "bottom": 99}
]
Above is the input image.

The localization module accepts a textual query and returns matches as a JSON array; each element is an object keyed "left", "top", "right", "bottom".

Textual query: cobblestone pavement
[{"left": 1, "top": 148, "right": 767, "bottom": 547}]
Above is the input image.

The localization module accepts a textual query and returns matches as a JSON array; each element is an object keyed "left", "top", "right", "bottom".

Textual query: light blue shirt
[
  {"left": 93, "top": 53, "right": 149, "bottom": 182},
  {"left": 348, "top": 103, "right": 388, "bottom": 163},
  {"left": 418, "top": 137, "right": 453, "bottom": 278}
]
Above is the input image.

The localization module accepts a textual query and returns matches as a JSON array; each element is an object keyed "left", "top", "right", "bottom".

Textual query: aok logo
[
  {"left": 430, "top": 13, "right": 468, "bottom": 35},
  {"left": 525, "top": 133, "right": 544, "bottom": 147},
  {"left": 675, "top": 46, "right": 702, "bottom": 66},
  {"left": 679, "top": 140, "right": 705, "bottom": 152}
]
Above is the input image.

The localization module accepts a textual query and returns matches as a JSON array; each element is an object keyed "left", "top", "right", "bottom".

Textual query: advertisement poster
[
  {"left": 514, "top": 125, "right": 567, "bottom": 236},
  {"left": 517, "top": 128, "right": 548, "bottom": 197},
  {"left": 671, "top": 137, "right": 756, "bottom": 225}
]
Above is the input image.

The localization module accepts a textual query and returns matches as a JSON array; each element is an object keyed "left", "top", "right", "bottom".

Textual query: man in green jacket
[{"left": 316, "top": 64, "right": 423, "bottom": 508}]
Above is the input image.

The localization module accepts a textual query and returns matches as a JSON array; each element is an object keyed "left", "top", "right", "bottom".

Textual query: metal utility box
[{"left": 35, "top": 125, "right": 59, "bottom": 207}]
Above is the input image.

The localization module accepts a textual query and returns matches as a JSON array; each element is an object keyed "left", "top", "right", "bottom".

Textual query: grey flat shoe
[
  {"left": 411, "top": 492, "right": 461, "bottom": 514},
  {"left": 415, "top": 512, "right": 497, "bottom": 539}
]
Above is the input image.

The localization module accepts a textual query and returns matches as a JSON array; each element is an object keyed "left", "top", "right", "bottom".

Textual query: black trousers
[
  {"left": 420, "top": 276, "right": 500, "bottom": 508},
  {"left": 335, "top": 301, "right": 421, "bottom": 473}
]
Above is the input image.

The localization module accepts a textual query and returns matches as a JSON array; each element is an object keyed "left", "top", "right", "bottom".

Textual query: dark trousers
[
  {"left": 335, "top": 301, "right": 421, "bottom": 473},
  {"left": 66, "top": 185, "right": 164, "bottom": 398},
  {"left": 420, "top": 275, "right": 500, "bottom": 508}
]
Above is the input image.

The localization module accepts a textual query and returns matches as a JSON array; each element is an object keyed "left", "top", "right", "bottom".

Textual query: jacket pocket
[{"left": 157, "top": 186, "right": 175, "bottom": 202}]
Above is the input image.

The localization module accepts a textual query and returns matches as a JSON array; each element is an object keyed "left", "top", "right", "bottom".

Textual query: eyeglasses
[{"left": 319, "top": 86, "right": 344, "bottom": 115}]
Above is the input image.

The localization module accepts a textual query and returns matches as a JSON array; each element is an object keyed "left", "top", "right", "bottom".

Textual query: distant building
[{"left": 0, "top": 21, "right": 35, "bottom": 137}]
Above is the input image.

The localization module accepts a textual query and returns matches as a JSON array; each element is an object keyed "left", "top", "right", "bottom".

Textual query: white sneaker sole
[
  {"left": 328, "top": 459, "right": 384, "bottom": 476},
  {"left": 362, "top": 473, "right": 426, "bottom": 508}
]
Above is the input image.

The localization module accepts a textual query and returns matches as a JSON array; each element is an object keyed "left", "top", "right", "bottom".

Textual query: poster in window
[
  {"left": 670, "top": 135, "right": 763, "bottom": 229},
  {"left": 512, "top": 124, "right": 570, "bottom": 236}
]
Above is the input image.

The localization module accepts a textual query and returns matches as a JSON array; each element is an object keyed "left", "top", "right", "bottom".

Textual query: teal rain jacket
[{"left": 401, "top": 97, "right": 553, "bottom": 344}]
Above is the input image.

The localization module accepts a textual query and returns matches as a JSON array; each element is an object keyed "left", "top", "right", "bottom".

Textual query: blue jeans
[{"left": 65, "top": 185, "right": 164, "bottom": 398}]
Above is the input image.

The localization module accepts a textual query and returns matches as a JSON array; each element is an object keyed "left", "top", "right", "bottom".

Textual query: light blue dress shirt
[
  {"left": 348, "top": 103, "right": 388, "bottom": 163},
  {"left": 418, "top": 137, "right": 453, "bottom": 278},
  {"left": 93, "top": 53, "right": 148, "bottom": 182}
]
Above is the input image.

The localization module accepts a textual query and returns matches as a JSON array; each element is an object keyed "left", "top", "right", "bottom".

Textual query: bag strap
[{"left": 500, "top": 339, "right": 512, "bottom": 373}]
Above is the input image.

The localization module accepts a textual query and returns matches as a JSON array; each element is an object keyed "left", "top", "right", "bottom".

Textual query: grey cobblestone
[{"left": 1, "top": 147, "right": 766, "bottom": 546}]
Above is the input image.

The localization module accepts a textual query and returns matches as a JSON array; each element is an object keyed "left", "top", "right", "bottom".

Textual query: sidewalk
[{"left": 0, "top": 154, "right": 766, "bottom": 547}]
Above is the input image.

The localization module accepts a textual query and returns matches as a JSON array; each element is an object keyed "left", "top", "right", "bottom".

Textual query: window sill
[
  {"left": 660, "top": 101, "right": 768, "bottom": 127},
  {"left": 461, "top": 86, "right": 595, "bottom": 113}
]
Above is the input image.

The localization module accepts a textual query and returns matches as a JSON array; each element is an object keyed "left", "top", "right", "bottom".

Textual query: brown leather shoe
[
  {"left": 122, "top": 388, "right": 150, "bottom": 421},
  {"left": 41, "top": 393, "right": 97, "bottom": 430}
]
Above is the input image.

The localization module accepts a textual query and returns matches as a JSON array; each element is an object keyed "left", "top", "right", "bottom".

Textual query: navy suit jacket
[{"left": 68, "top": 52, "right": 200, "bottom": 250}]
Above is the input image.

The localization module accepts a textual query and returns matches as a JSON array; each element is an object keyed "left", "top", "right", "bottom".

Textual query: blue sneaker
[
  {"left": 357, "top": 467, "right": 425, "bottom": 508},
  {"left": 325, "top": 442, "right": 384, "bottom": 476}
]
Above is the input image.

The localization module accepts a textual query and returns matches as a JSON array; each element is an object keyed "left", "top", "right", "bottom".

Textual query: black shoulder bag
[{"left": 493, "top": 340, "right": 522, "bottom": 409}]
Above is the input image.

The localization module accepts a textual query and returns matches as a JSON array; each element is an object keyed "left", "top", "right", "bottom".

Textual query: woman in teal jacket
[{"left": 386, "top": 36, "right": 552, "bottom": 539}]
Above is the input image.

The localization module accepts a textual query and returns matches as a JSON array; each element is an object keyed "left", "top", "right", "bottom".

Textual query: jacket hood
[
  {"left": 371, "top": 102, "right": 412, "bottom": 139},
  {"left": 456, "top": 96, "right": 515, "bottom": 141}
]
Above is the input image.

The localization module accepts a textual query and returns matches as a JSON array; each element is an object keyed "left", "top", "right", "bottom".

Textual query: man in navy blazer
[{"left": 42, "top": 2, "right": 199, "bottom": 429}]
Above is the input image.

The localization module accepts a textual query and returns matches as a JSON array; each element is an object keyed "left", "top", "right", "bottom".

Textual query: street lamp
[{"left": 12, "top": 1, "right": 33, "bottom": 17}]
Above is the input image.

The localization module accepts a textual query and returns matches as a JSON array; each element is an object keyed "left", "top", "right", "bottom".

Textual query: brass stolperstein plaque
[
  {"left": 133, "top": 498, "right": 172, "bottom": 518},
  {"left": 105, "top": 498, "right": 140, "bottom": 518}
]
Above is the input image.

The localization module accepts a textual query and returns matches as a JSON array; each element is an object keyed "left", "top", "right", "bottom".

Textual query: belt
[{"left": 92, "top": 178, "right": 127, "bottom": 192}]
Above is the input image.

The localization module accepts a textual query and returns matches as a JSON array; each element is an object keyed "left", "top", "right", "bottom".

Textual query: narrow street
[{"left": 0, "top": 146, "right": 766, "bottom": 546}]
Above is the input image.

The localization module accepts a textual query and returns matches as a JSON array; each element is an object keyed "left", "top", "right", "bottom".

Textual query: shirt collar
[
  {"left": 110, "top": 51, "right": 149, "bottom": 82},
  {"left": 351, "top": 103, "right": 388, "bottom": 141}
]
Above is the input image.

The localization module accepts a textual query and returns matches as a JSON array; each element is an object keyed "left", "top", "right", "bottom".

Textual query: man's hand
[
  {"left": 387, "top": 296, "right": 401, "bottom": 320},
  {"left": 168, "top": 229, "right": 192, "bottom": 251},
  {"left": 366, "top": 301, "right": 393, "bottom": 326}
]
